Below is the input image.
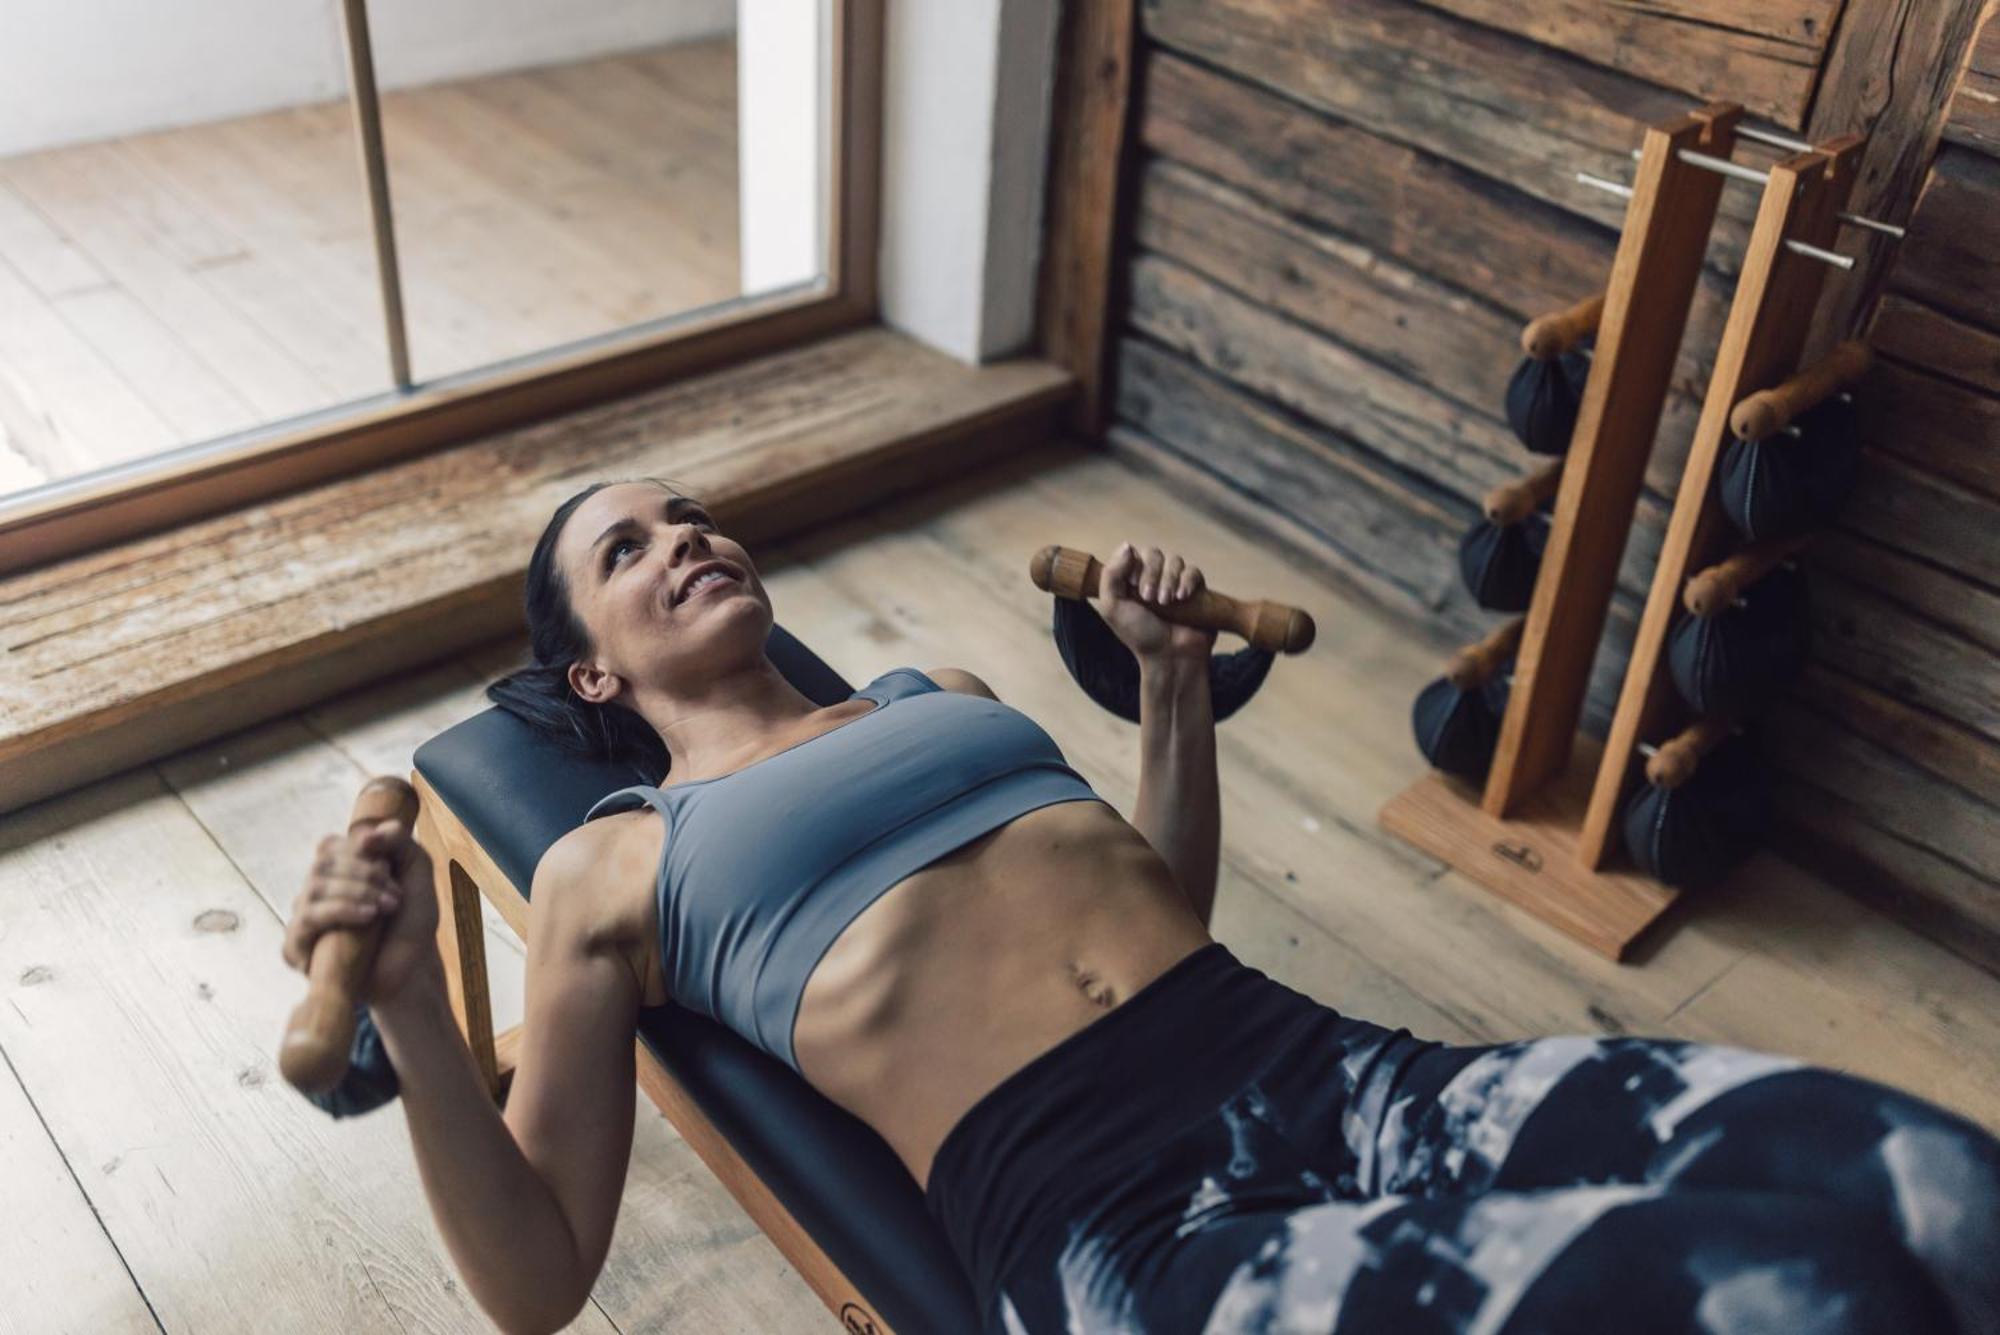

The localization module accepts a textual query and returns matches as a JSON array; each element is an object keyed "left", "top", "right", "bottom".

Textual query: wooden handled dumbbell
[
  {"left": 279, "top": 776, "right": 419, "bottom": 1096},
  {"left": 1445, "top": 616, "right": 1524, "bottom": 690},
  {"left": 1729, "top": 340, "right": 1872, "bottom": 440},
  {"left": 1519, "top": 293, "right": 1605, "bottom": 360},
  {"left": 1640, "top": 717, "right": 1734, "bottom": 790},
  {"left": 1683, "top": 535, "right": 1812, "bottom": 617},
  {"left": 1030, "top": 546, "right": 1317, "bottom": 654},
  {"left": 1482, "top": 459, "right": 1565, "bottom": 525}
]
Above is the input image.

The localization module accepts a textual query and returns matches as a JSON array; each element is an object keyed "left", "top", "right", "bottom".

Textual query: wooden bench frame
[{"left": 409, "top": 769, "right": 896, "bottom": 1335}]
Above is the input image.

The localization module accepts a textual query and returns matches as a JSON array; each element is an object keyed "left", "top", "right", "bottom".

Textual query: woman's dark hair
[{"left": 485, "top": 477, "right": 678, "bottom": 781}]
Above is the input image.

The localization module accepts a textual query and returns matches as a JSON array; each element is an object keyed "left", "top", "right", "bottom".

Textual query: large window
[{"left": 0, "top": 0, "right": 873, "bottom": 571}]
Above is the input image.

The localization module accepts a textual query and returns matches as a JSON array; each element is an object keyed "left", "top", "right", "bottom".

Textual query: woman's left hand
[{"left": 1095, "top": 542, "right": 1219, "bottom": 663}]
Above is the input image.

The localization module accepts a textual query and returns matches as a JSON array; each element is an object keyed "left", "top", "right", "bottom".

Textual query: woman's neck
[{"left": 635, "top": 658, "right": 822, "bottom": 781}]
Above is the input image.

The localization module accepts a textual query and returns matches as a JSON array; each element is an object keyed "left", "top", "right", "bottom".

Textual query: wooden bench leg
[{"left": 414, "top": 798, "right": 502, "bottom": 1101}]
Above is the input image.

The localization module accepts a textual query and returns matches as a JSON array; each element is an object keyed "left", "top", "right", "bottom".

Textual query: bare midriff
[{"left": 788, "top": 799, "right": 1212, "bottom": 1190}]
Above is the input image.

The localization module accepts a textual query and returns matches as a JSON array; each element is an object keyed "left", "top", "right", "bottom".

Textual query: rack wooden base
[{"left": 1380, "top": 740, "right": 1680, "bottom": 962}]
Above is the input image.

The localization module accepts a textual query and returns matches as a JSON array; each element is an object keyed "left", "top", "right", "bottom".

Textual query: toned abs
[{"left": 591, "top": 799, "right": 1211, "bottom": 1188}]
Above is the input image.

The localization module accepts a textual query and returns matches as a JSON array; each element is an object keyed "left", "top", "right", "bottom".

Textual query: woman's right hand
[{"left": 283, "top": 819, "right": 444, "bottom": 1007}]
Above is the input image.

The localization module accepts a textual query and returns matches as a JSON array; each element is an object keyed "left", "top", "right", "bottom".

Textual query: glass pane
[
  {"left": 375, "top": 0, "right": 829, "bottom": 384},
  {"left": 0, "top": 4, "right": 390, "bottom": 507}
]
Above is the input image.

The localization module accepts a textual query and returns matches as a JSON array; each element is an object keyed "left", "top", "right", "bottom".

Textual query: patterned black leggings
[{"left": 926, "top": 947, "right": 2000, "bottom": 1334}]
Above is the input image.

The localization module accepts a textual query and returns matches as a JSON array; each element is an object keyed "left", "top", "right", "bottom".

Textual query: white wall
[
  {"left": 0, "top": 0, "right": 736, "bottom": 158},
  {"left": 877, "top": 0, "right": 1060, "bottom": 364}
]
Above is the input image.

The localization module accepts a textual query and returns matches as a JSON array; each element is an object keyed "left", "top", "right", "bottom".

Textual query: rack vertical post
[
  {"left": 1576, "top": 137, "right": 1864, "bottom": 867},
  {"left": 1483, "top": 105, "right": 1740, "bottom": 819}
]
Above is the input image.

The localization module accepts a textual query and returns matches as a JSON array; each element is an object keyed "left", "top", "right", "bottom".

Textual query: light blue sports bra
[{"left": 582, "top": 668, "right": 1103, "bottom": 1071}]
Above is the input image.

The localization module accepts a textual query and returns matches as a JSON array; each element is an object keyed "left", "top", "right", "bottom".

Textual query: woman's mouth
[{"left": 675, "top": 567, "right": 739, "bottom": 605}]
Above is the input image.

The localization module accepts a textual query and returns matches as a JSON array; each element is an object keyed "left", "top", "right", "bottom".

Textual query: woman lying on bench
[{"left": 284, "top": 478, "right": 2000, "bottom": 1335}]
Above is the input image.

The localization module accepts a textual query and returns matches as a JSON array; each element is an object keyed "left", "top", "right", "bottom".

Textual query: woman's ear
[{"left": 567, "top": 659, "right": 621, "bottom": 706}]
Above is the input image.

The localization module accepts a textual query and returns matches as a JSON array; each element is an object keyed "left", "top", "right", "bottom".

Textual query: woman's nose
[{"left": 663, "top": 521, "right": 707, "bottom": 564}]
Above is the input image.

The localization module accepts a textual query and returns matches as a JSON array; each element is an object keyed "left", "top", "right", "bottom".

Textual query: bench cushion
[{"left": 412, "top": 626, "right": 981, "bottom": 1335}]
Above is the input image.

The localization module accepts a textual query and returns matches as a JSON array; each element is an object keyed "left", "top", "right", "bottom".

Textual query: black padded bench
[{"left": 410, "top": 626, "right": 980, "bottom": 1335}]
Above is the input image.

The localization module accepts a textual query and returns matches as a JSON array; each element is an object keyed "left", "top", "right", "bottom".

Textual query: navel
[{"left": 1068, "top": 960, "right": 1119, "bottom": 1009}]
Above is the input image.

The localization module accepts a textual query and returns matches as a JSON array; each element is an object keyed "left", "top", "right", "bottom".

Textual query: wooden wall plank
[
  {"left": 1134, "top": 159, "right": 1517, "bottom": 418},
  {"left": 1125, "top": 255, "right": 1672, "bottom": 601},
  {"left": 1113, "top": 338, "right": 1487, "bottom": 640},
  {"left": 1773, "top": 781, "right": 2000, "bottom": 975},
  {"left": 1134, "top": 56, "right": 1724, "bottom": 479},
  {"left": 1887, "top": 148, "right": 2000, "bottom": 332},
  {"left": 1802, "top": 0, "right": 1989, "bottom": 350},
  {"left": 1138, "top": 53, "right": 1617, "bottom": 319},
  {"left": 1871, "top": 293, "right": 2000, "bottom": 396},
  {"left": 1418, "top": 0, "right": 1834, "bottom": 125},
  {"left": 1132, "top": 154, "right": 1711, "bottom": 466},
  {"left": 1813, "top": 528, "right": 2000, "bottom": 657},
  {"left": 1943, "top": 3, "right": 2000, "bottom": 154},
  {"left": 1796, "top": 665, "right": 2000, "bottom": 805},
  {"left": 1841, "top": 450, "right": 2000, "bottom": 588},
  {"left": 1863, "top": 358, "right": 2000, "bottom": 498},
  {"left": 1810, "top": 570, "right": 2000, "bottom": 742},
  {"left": 1142, "top": 0, "right": 1756, "bottom": 247},
  {"left": 1768, "top": 702, "right": 2000, "bottom": 883},
  {"left": 1128, "top": 253, "right": 1519, "bottom": 497},
  {"left": 1037, "top": 0, "right": 1139, "bottom": 433}
]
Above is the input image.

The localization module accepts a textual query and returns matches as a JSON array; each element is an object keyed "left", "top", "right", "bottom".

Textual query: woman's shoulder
[
  {"left": 919, "top": 666, "right": 998, "bottom": 700},
  {"left": 534, "top": 808, "right": 666, "bottom": 977}
]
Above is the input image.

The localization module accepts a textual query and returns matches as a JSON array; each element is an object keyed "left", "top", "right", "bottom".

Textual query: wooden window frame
[{"left": 0, "top": 0, "right": 882, "bottom": 576}]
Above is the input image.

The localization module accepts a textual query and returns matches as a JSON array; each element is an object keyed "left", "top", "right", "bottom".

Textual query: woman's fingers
[
  {"left": 1137, "top": 546, "right": 1166, "bottom": 601},
  {"left": 1104, "top": 542, "right": 1204, "bottom": 605},
  {"left": 1101, "top": 541, "right": 1138, "bottom": 603},
  {"left": 282, "top": 894, "right": 396, "bottom": 971},
  {"left": 283, "top": 849, "right": 401, "bottom": 971}
]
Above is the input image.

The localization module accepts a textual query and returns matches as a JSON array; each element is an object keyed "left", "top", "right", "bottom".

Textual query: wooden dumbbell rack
[{"left": 1381, "top": 104, "right": 1867, "bottom": 961}]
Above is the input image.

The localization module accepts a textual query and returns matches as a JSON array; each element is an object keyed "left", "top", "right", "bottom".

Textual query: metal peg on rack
[{"left": 1625, "top": 147, "right": 1906, "bottom": 238}]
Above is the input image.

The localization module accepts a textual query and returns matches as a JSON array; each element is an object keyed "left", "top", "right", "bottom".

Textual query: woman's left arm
[{"left": 1100, "top": 543, "right": 1221, "bottom": 926}]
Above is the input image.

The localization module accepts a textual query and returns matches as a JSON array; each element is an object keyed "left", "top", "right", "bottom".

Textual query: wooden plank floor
[
  {"left": 0, "top": 39, "right": 739, "bottom": 500},
  {"left": 4, "top": 443, "right": 1997, "bottom": 1332}
]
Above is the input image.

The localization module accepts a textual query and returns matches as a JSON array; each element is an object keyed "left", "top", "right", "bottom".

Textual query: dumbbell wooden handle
[
  {"left": 278, "top": 776, "right": 419, "bottom": 1096},
  {"left": 1684, "top": 535, "right": 1812, "bottom": 617},
  {"left": 1643, "top": 717, "right": 1733, "bottom": 790},
  {"left": 1729, "top": 340, "right": 1871, "bottom": 440},
  {"left": 1030, "top": 546, "right": 1316, "bottom": 654},
  {"left": 1445, "top": 616, "right": 1524, "bottom": 690},
  {"left": 1520, "top": 293, "right": 1605, "bottom": 360},
  {"left": 1483, "top": 459, "right": 1565, "bottom": 525}
]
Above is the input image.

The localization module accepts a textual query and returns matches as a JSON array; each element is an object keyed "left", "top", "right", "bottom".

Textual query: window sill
[{"left": 0, "top": 325, "right": 1070, "bottom": 814}]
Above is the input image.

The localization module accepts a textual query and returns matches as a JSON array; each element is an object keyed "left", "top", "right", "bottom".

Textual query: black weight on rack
[
  {"left": 1717, "top": 393, "right": 1861, "bottom": 541},
  {"left": 1622, "top": 727, "right": 1773, "bottom": 889},
  {"left": 1666, "top": 570, "right": 1812, "bottom": 717}
]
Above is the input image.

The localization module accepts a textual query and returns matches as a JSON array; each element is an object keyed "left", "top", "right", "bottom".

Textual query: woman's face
[{"left": 554, "top": 482, "right": 772, "bottom": 705}]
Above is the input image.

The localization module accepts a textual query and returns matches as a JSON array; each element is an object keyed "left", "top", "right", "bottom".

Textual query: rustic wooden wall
[{"left": 1100, "top": 0, "right": 2000, "bottom": 970}]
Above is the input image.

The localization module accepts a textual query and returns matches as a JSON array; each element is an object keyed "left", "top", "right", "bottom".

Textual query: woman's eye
[{"left": 607, "top": 538, "right": 638, "bottom": 568}]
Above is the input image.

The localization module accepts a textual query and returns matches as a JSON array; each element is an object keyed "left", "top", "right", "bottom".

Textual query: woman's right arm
[{"left": 290, "top": 820, "right": 640, "bottom": 1335}]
